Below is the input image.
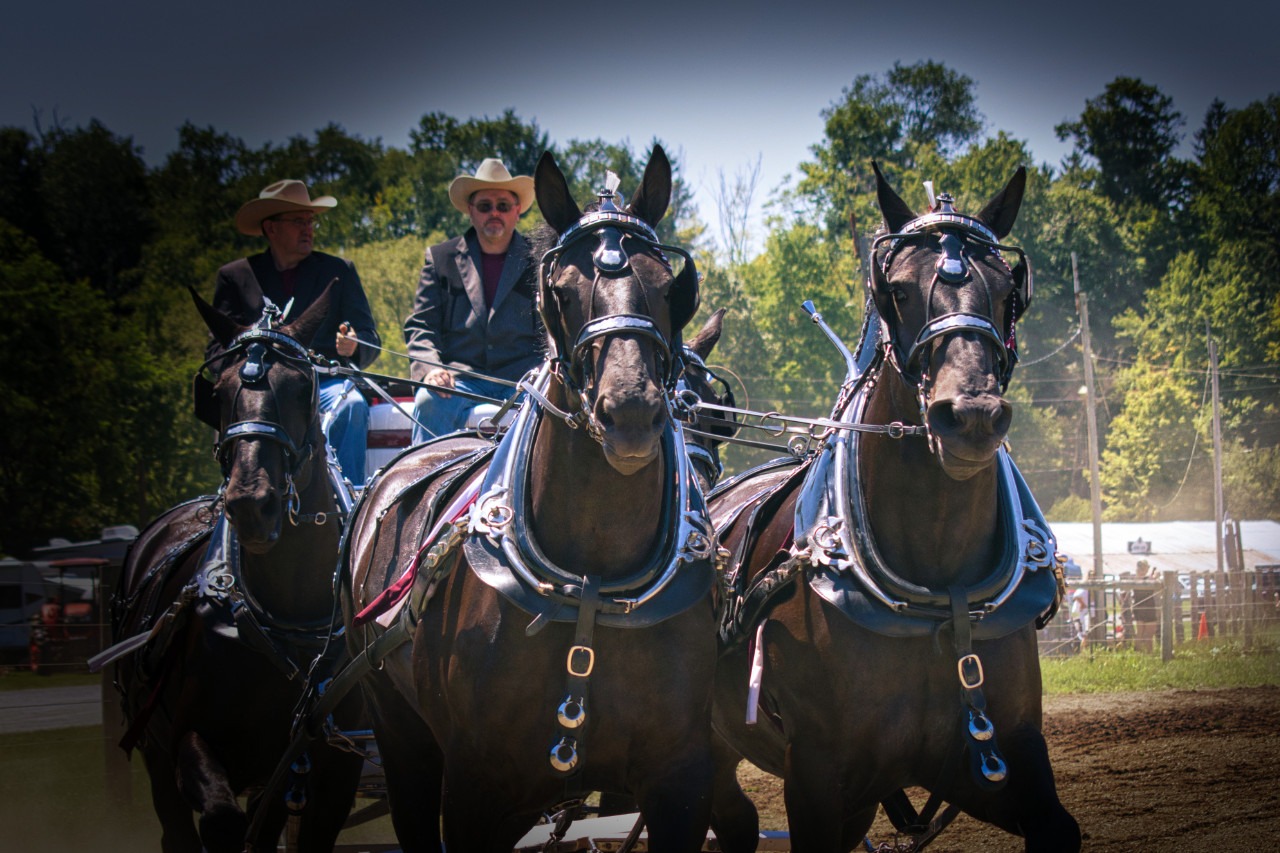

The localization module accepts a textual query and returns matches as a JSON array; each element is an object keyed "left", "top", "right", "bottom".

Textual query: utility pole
[
  {"left": 1208, "top": 323, "right": 1225, "bottom": 574},
  {"left": 1074, "top": 253, "right": 1104, "bottom": 581}
]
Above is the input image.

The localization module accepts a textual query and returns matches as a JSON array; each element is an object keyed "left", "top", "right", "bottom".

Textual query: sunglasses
[
  {"left": 471, "top": 200, "right": 516, "bottom": 214},
  {"left": 269, "top": 216, "right": 319, "bottom": 230}
]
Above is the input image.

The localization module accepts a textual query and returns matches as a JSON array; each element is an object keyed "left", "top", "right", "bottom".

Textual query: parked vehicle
[
  {"left": 28, "top": 557, "right": 109, "bottom": 675},
  {"left": 0, "top": 559, "right": 46, "bottom": 664}
]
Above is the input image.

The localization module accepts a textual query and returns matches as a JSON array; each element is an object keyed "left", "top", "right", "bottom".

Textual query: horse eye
[{"left": 892, "top": 288, "right": 908, "bottom": 303}]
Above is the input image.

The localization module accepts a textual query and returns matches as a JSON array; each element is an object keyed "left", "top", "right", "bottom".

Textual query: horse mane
[{"left": 528, "top": 221, "right": 559, "bottom": 261}]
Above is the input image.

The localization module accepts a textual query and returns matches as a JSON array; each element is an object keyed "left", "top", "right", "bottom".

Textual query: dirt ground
[{"left": 735, "top": 686, "right": 1280, "bottom": 852}]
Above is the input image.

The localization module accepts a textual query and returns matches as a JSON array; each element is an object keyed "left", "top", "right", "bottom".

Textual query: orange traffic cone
[{"left": 1197, "top": 611, "right": 1209, "bottom": 640}]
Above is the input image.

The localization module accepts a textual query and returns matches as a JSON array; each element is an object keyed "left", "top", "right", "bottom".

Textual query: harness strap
[
  {"left": 949, "top": 586, "right": 1008, "bottom": 793},
  {"left": 549, "top": 574, "right": 601, "bottom": 779},
  {"left": 245, "top": 616, "right": 412, "bottom": 849},
  {"left": 875, "top": 586, "right": 1006, "bottom": 847},
  {"left": 230, "top": 597, "right": 302, "bottom": 680}
]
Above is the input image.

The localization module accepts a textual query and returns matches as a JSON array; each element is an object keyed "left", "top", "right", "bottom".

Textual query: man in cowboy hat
[
  {"left": 404, "top": 158, "right": 543, "bottom": 442},
  {"left": 207, "top": 179, "right": 382, "bottom": 484}
]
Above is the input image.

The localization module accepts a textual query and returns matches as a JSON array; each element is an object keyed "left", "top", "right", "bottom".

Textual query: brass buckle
[
  {"left": 566, "top": 645, "right": 595, "bottom": 678},
  {"left": 957, "top": 653, "right": 984, "bottom": 689}
]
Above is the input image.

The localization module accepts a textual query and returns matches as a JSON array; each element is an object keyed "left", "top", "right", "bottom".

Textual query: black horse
[
  {"left": 110, "top": 290, "right": 364, "bottom": 852},
  {"left": 707, "top": 164, "right": 1081, "bottom": 851},
  {"left": 342, "top": 146, "right": 722, "bottom": 852}
]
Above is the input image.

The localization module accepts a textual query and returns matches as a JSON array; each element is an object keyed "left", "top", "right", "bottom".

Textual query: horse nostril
[
  {"left": 597, "top": 410, "right": 615, "bottom": 430},
  {"left": 931, "top": 401, "right": 961, "bottom": 434}
]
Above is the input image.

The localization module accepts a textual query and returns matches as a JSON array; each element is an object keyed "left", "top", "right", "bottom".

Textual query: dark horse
[
  {"left": 109, "top": 290, "right": 363, "bottom": 852},
  {"left": 342, "top": 146, "right": 720, "bottom": 852},
  {"left": 707, "top": 165, "right": 1081, "bottom": 851}
]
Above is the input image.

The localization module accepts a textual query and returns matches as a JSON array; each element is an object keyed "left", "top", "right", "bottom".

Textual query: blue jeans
[
  {"left": 411, "top": 375, "right": 513, "bottom": 444},
  {"left": 318, "top": 377, "right": 369, "bottom": 485}
]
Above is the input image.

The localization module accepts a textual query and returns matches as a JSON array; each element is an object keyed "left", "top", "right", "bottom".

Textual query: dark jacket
[
  {"left": 208, "top": 249, "right": 381, "bottom": 369},
  {"left": 403, "top": 228, "right": 543, "bottom": 384}
]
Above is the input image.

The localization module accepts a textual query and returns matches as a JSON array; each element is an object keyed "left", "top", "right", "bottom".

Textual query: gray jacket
[{"left": 403, "top": 228, "right": 543, "bottom": 384}]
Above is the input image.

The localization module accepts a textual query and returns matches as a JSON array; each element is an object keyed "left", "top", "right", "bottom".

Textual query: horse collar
[
  {"left": 462, "top": 391, "right": 716, "bottom": 629},
  {"left": 792, "top": 381, "right": 1061, "bottom": 637}
]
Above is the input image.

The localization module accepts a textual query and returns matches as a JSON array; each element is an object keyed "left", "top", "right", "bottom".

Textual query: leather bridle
[
  {"left": 196, "top": 326, "right": 322, "bottom": 509},
  {"left": 870, "top": 195, "right": 1033, "bottom": 396},
  {"left": 536, "top": 198, "right": 699, "bottom": 441}
]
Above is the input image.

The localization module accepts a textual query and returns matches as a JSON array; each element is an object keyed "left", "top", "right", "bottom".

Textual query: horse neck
[
  {"left": 859, "top": 369, "right": 1002, "bottom": 588},
  {"left": 527, "top": 381, "right": 666, "bottom": 577},
  {"left": 237, "top": 451, "right": 340, "bottom": 621}
]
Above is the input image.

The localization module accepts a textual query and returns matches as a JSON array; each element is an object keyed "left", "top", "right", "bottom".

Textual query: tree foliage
[{"left": 2, "top": 72, "right": 1278, "bottom": 553}]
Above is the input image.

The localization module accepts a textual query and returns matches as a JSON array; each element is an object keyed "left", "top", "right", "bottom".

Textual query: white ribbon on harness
[{"left": 745, "top": 620, "right": 766, "bottom": 725}]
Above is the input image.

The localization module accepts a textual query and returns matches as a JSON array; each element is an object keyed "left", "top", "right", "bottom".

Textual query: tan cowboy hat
[
  {"left": 235, "top": 179, "right": 338, "bottom": 236},
  {"left": 448, "top": 159, "right": 535, "bottom": 216}
]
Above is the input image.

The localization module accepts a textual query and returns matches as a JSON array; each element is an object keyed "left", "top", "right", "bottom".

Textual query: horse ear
[
  {"left": 687, "top": 308, "right": 725, "bottom": 361},
  {"left": 627, "top": 144, "right": 672, "bottom": 227},
  {"left": 190, "top": 285, "right": 247, "bottom": 347},
  {"left": 873, "top": 160, "right": 916, "bottom": 233},
  {"left": 280, "top": 282, "right": 333, "bottom": 347},
  {"left": 535, "top": 151, "right": 581, "bottom": 234},
  {"left": 975, "top": 166, "right": 1027, "bottom": 239}
]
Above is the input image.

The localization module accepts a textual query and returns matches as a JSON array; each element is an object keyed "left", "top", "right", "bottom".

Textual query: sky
[{"left": 3, "top": 0, "right": 1277, "bottom": 252}]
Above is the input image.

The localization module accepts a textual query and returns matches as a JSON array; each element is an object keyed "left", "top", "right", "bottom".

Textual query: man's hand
[
  {"left": 336, "top": 322, "right": 358, "bottom": 358},
  {"left": 426, "top": 367, "right": 455, "bottom": 398}
]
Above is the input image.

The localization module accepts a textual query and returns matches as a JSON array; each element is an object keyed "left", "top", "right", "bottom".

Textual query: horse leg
[
  {"left": 293, "top": 745, "right": 365, "bottom": 853},
  {"left": 141, "top": 749, "right": 203, "bottom": 853},
  {"left": 363, "top": 680, "right": 444, "bottom": 853},
  {"left": 439, "top": 765, "right": 541, "bottom": 853},
  {"left": 244, "top": 786, "right": 287, "bottom": 853},
  {"left": 174, "top": 731, "right": 248, "bottom": 853},
  {"left": 782, "top": 739, "right": 844, "bottom": 852},
  {"left": 1002, "top": 725, "right": 1081, "bottom": 852},
  {"left": 709, "top": 735, "right": 760, "bottom": 853},
  {"left": 634, "top": 754, "right": 714, "bottom": 853},
  {"left": 838, "top": 805, "right": 877, "bottom": 853}
]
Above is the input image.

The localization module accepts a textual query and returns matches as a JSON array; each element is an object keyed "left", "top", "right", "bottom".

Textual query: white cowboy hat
[
  {"left": 447, "top": 159, "right": 535, "bottom": 216},
  {"left": 234, "top": 179, "right": 338, "bottom": 236}
]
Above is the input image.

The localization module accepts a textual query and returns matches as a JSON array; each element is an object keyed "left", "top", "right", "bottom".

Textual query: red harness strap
[{"left": 352, "top": 480, "right": 481, "bottom": 627}]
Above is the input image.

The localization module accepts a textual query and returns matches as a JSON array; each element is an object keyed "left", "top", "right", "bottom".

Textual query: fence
[{"left": 1038, "top": 567, "right": 1280, "bottom": 661}]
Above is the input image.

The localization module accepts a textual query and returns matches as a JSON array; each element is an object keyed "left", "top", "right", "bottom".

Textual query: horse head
[
  {"left": 192, "top": 286, "right": 331, "bottom": 552},
  {"left": 868, "top": 162, "right": 1031, "bottom": 480},
  {"left": 534, "top": 145, "right": 699, "bottom": 475}
]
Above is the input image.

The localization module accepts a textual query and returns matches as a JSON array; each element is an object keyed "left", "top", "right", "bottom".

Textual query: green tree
[
  {"left": 0, "top": 221, "right": 206, "bottom": 552},
  {"left": 0, "top": 127, "right": 45, "bottom": 243},
  {"left": 796, "top": 61, "right": 985, "bottom": 237},
  {"left": 39, "top": 120, "right": 153, "bottom": 299},
  {"left": 1055, "top": 77, "right": 1185, "bottom": 212}
]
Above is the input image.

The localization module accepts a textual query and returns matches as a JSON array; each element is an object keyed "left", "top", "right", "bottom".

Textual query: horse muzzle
[
  {"left": 926, "top": 393, "right": 1012, "bottom": 480},
  {"left": 224, "top": 482, "right": 284, "bottom": 552}
]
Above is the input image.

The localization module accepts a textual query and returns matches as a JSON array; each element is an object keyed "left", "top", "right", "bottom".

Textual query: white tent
[{"left": 1047, "top": 520, "right": 1280, "bottom": 577}]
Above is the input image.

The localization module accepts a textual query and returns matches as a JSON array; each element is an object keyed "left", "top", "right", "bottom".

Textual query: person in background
[
  {"left": 209, "top": 179, "right": 381, "bottom": 485},
  {"left": 404, "top": 159, "right": 543, "bottom": 443},
  {"left": 1133, "top": 559, "right": 1160, "bottom": 652}
]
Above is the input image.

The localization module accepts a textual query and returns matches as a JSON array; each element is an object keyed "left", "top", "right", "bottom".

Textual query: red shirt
[{"left": 481, "top": 251, "right": 507, "bottom": 308}]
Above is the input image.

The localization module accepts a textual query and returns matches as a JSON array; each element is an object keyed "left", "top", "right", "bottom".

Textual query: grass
[
  {"left": 0, "top": 667, "right": 100, "bottom": 691},
  {"left": 1041, "top": 628, "right": 1280, "bottom": 694},
  {"left": 0, "top": 725, "right": 161, "bottom": 852}
]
